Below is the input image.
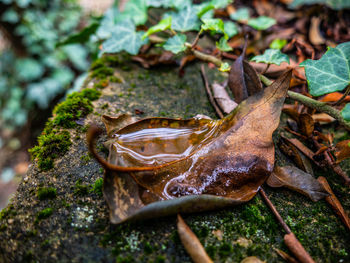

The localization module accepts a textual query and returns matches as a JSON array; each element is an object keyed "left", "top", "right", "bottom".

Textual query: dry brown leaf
[
  {"left": 212, "top": 229, "right": 223, "bottom": 241},
  {"left": 334, "top": 140, "right": 350, "bottom": 163},
  {"left": 212, "top": 82, "right": 238, "bottom": 114},
  {"left": 267, "top": 166, "right": 328, "bottom": 201},
  {"left": 177, "top": 214, "right": 213, "bottom": 263},
  {"left": 298, "top": 113, "right": 314, "bottom": 137},
  {"left": 274, "top": 248, "right": 299, "bottom": 263},
  {"left": 312, "top": 113, "right": 335, "bottom": 123},
  {"left": 309, "top": 17, "right": 326, "bottom": 45},
  {"left": 320, "top": 92, "right": 350, "bottom": 103},
  {"left": 240, "top": 256, "right": 265, "bottom": 263},
  {"left": 88, "top": 71, "right": 292, "bottom": 223},
  {"left": 317, "top": 176, "right": 350, "bottom": 231}
]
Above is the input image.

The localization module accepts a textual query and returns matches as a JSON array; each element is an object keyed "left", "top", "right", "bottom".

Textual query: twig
[
  {"left": 200, "top": 65, "right": 224, "bottom": 118},
  {"left": 261, "top": 64, "right": 271, "bottom": 75},
  {"left": 185, "top": 43, "right": 222, "bottom": 67},
  {"left": 259, "top": 188, "right": 291, "bottom": 234},
  {"left": 259, "top": 74, "right": 350, "bottom": 131},
  {"left": 259, "top": 188, "right": 316, "bottom": 263},
  {"left": 191, "top": 29, "right": 203, "bottom": 49}
]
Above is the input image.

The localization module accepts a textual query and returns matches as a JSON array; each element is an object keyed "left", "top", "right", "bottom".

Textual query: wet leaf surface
[
  {"left": 88, "top": 70, "right": 292, "bottom": 223},
  {"left": 267, "top": 166, "right": 328, "bottom": 202}
]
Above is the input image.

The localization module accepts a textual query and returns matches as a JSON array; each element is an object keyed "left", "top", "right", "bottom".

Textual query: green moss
[
  {"left": 52, "top": 88, "right": 101, "bottom": 128},
  {"left": 109, "top": 76, "right": 122, "bottom": 83},
  {"left": 0, "top": 224, "right": 7, "bottom": 231},
  {"left": 94, "top": 79, "right": 109, "bottom": 89},
  {"left": 74, "top": 179, "right": 90, "bottom": 196},
  {"left": 91, "top": 178, "right": 103, "bottom": 197},
  {"left": 80, "top": 154, "right": 92, "bottom": 164},
  {"left": 36, "top": 208, "right": 53, "bottom": 222},
  {"left": 91, "top": 67, "right": 114, "bottom": 80},
  {"left": 0, "top": 204, "right": 15, "bottom": 220},
  {"left": 154, "top": 255, "right": 166, "bottom": 263},
  {"left": 116, "top": 255, "right": 134, "bottom": 263},
  {"left": 37, "top": 187, "right": 57, "bottom": 200},
  {"left": 143, "top": 242, "right": 153, "bottom": 255},
  {"left": 29, "top": 130, "right": 72, "bottom": 171}
]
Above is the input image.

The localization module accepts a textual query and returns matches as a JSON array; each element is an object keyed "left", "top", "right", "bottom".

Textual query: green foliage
[
  {"left": 269, "top": 39, "right": 287, "bottom": 50},
  {"left": 0, "top": 0, "right": 92, "bottom": 129},
  {"left": 57, "top": 22, "right": 100, "bottom": 47},
  {"left": 224, "top": 21, "right": 239, "bottom": 38},
  {"left": 163, "top": 34, "right": 187, "bottom": 54},
  {"left": 164, "top": 5, "right": 200, "bottom": 32},
  {"left": 142, "top": 17, "right": 172, "bottom": 40},
  {"left": 229, "top": 7, "right": 250, "bottom": 22},
  {"left": 300, "top": 42, "right": 350, "bottom": 96},
  {"left": 123, "top": 0, "right": 148, "bottom": 25},
  {"left": 74, "top": 179, "right": 89, "bottom": 196},
  {"left": 247, "top": 16, "right": 276, "bottom": 30},
  {"left": 341, "top": 103, "right": 350, "bottom": 121},
  {"left": 102, "top": 20, "right": 148, "bottom": 55},
  {"left": 290, "top": 0, "right": 350, "bottom": 10},
  {"left": 251, "top": 49, "right": 290, "bottom": 65},
  {"left": 216, "top": 37, "right": 232, "bottom": 52},
  {"left": 201, "top": 18, "right": 228, "bottom": 39},
  {"left": 37, "top": 187, "right": 57, "bottom": 200},
  {"left": 219, "top": 62, "right": 230, "bottom": 72}
]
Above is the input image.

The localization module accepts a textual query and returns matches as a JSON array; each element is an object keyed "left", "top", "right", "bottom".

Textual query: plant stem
[
  {"left": 184, "top": 43, "right": 222, "bottom": 67},
  {"left": 259, "top": 74, "right": 350, "bottom": 131},
  {"left": 191, "top": 29, "right": 203, "bottom": 49}
]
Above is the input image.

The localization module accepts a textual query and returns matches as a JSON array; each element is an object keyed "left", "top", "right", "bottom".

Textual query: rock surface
[{"left": 0, "top": 58, "right": 349, "bottom": 263}]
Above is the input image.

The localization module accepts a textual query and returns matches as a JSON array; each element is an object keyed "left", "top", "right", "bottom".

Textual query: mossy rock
[{"left": 0, "top": 56, "right": 349, "bottom": 263}]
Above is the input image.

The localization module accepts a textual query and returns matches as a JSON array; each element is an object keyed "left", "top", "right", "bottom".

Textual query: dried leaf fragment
[
  {"left": 212, "top": 82, "right": 238, "bottom": 114},
  {"left": 267, "top": 166, "right": 328, "bottom": 201},
  {"left": 317, "top": 176, "right": 350, "bottom": 231},
  {"left": 334, "top": 139, "right": 350, "bottom": 163},
  {"left": 177, "top": 214, "right": 213, "bottom": 263},
  {"left": 240, "top": 256, "right": 265, "bottom": 263}
]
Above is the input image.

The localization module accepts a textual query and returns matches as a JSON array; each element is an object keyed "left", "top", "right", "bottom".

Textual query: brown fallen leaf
[
  {"left": 212, "top": 82, "right": 238, "bottom": 114},
  {"left": 309, "top": 17, "right": 325, "bottom": 45},
  {"left": 267, "top": 166, "right": 328, "bottom": 201},
  {"left": 317, "top": 176, "right": 350, "bottom": 231},
  {"left": 320, "top": 92, "right": 350, "bottom": 103},
  {"left": 240, "top": 256, "right": 264, "bottom": 263},
  {"left": 228, "top": 41, "right": 262, "bottom": 103},
  {"left": 278, "top": 137, "right": 314, "bottom": 175},
  {"left": 282, "top": 137, "right": 318, "bottom": 165},
  {"left": 312, "top": 113, "right": 335, "bottom": 123},
  {"left": 177, "top": 214, "right": 213, "bottom": 263},
  {"left": 334, "top": 140, "right": 350, "bottom": 163},
  {"left": 284, "top": 233, "right": 316, "bottom": 263},
  {"left": 88, "top": 70, "right": 292, "bottom": 223},
  {"left": 274, "top": 248, "right": 299, "bottom": 263},
  {"left": 298, "top": 113, "right": 315, "bottom": 137},
  {"left": 212, "top": 229, "right": 223, "bottom": 241}
]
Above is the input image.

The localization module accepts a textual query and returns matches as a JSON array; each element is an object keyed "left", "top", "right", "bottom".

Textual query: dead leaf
[
  {"left": 334, "top": 140, "right": 350, "bottom": 163},
  {"left": 320, "top": 92, "right": 350, "bottom": 103},
  {"left": 177, "top": 214, "right": 213, "bottom": 263},
  {"left": 88, "top": 70, "right": 292, "bottom": 224},
  {"left": 240, "top": 256, "right": 265, "bottom": 263},
  {"left": 267, "top": 166, "right": 328, "bottom": 201},
  {"left": 278, "top": 137, "right": 314, "bottom": 175},
  {"left": 309, "top": 17, "right": 325, "bottom": 45},
  {"left": 298, "top": 113, "right": 314, "bottom": 137},
  {"left": 212, "top": 229, "right": 223, "bottom": 241},
  {"left": 234, "top": 237, "right": 252, "bottom": 248},
  {"left": 317, "top": 177, "right": 350, "bottom": 231},
  {"left": 228, "top": 43, "right": 262, "bottom": 103},
  {"left": 312, "top": 113, "right": 335, "bottom": 123},
  {"left": 274, "top": 248, "right": 299, "bottom": 263},
  {"left": 212, "top": 82, "right": 238, "bottom": 114}
]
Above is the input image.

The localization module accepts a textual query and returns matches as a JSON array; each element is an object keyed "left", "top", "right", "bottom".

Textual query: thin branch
[
  {"left": 259, "top": 188, "right": 291, "bottom": 234},
  {"left": 191, "top": 29, "right": 203, "bottom": 49},
  {"left": 259, "top": 74, "right": 350, "bottom": 131},
  {"left": 200, "top": 65, "right": 224, "bottom": 119}
]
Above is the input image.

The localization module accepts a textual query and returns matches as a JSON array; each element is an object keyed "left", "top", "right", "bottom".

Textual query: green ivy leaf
[
  {"left": 163, "top": 34, "right": 187, "bottom": 54},
  {"left": 216, "top": 37, "right": 232, "bottom": 52},
  {"left": 15, "top": 58, "right": 44, "bottom": 82},
  {"left": 251, "top": 49, "right": 290, "bottom": 66},
  {"left": 57, "top": 23, "right": 99, "bottom": 47},
  {"left": 196, "top": 3, "right": 215, "bottom": 18},
  {"left": 123, "top": 0, "right": 148, "bottom": 25},
  {"left": 224, "top": 21, "right": 239, "bottom": 38},
  {"left": 269, "top": 39, "right": 287, "bottom": 50},
  {"left": 102, "top": 20, "right": 148, "bottom": 55},
  {"left": 300, "top": 42, "right": 350, "bottom": 96},
  {"left": 341, "top": 103, "right": 350, "bottom": 121},
  {"left": 229, "top": 8, "right": 250, "bottom": 22},
  {"left": 146, "top": 0, "right": 173, "bottom": 8},
  {"left": 289, "top": 0, "right": 350, "bottom": 10},
  {"left": 210, "top": 0, "right": 233, "bottom": 9},
  {"left": 201, "top": 18, "right": 228, "bottom": 39},
  {"left": 247, "top": 16, "right": 276, "bottom": 30},
  {"left": 142, "top": 17, "right": 172, "bottom": 40},
  {"left": 165, "top": 5, "right": 200, "bottom": 32}
]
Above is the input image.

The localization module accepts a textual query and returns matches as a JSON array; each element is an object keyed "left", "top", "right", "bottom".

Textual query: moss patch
[
  {"left": 37, "top": 187, "right": 57, "bottom": 200},
  {"left": 35, "top": 208, "right": 53, "bottom": 223},
  {"left": 91, "top": 178, "right": 103, "bottom": 197}
]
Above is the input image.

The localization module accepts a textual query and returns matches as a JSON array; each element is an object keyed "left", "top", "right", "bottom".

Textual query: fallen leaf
[
  {"left": 212, "top": 229, "right": 223, "bottom": 240},
  {"left": 177, "top": 214, "right": 213, "bottom": 263},
  {"left": 228, "top": 44, "right": 263, "bottom": 103},
  {"left": 267, "top": 166, "right": 328, "bottom": 201},
  {"left": 298, "top": 113, "right": 314, "bottom": 137},
  {"left": 309, "top": 17, "right": 325, "bottom": 45},
  {"left": 234, "top": 237, "right": 252, "bottom": 248},
  {"left": 274, "top": 248, "right": 299, "bottom": 263},
  {"left": 240, "top": 256, "right": 265, "bottom": 263},
  {"left": 320, "top": 92, "right": 350, "bottom": 103},
  {"left": 311, "top": 113, "right": 335, "bottom": 123},
  {"left": 88, "top": 70, "right": 292, "bottom": 223},
  {"left": 212, "top": 82, "right": 238, "bottom": 114},
  {"left": 334, "top": 139, "right": 350, "bottom": 163},
  {"left": 317, "top": 176, "right": 350, "bottom": 231}
]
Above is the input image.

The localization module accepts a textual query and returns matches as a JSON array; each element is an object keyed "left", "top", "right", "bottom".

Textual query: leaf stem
[
  {"left": 191, "top": 29, "right": 203, "bottom": 49},
  {"left": 259, "top": 74, "right": 350, "bottom": 131}
]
